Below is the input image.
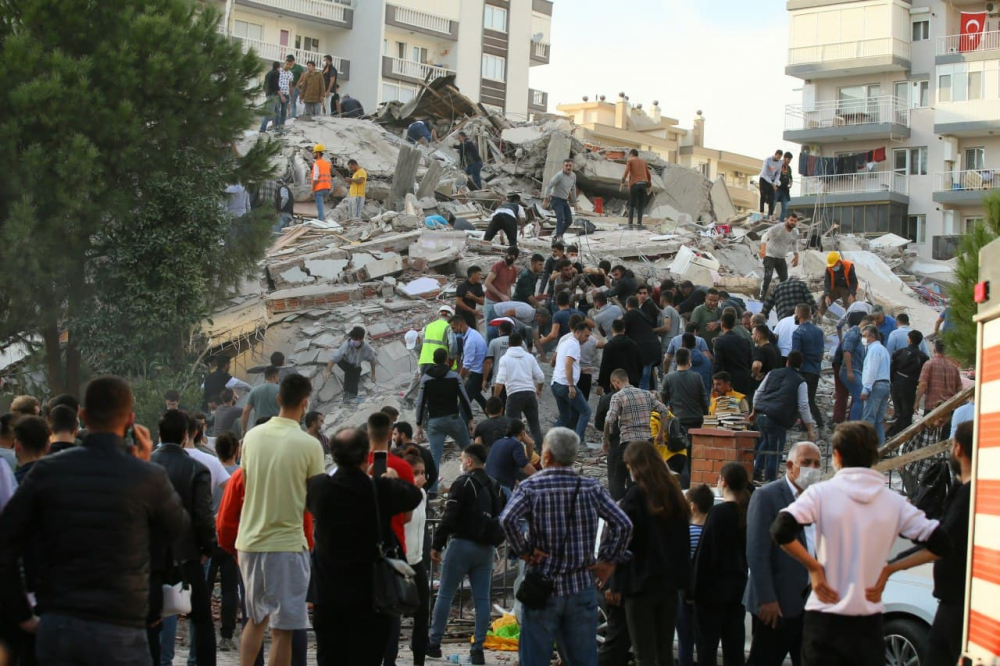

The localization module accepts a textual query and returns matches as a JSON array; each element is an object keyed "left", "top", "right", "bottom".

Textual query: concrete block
[
  {"left": 359, "top": 254, "right": 403, "bottom": 280},
  {"left": 710, "top": 178, "right": 737, "bottom": 221},
  {"left": 390, "top": 143, "right": 422, "bottom": 208},
  {"left": 542, "top": 131, "right": 573, "bottom": 190},
  {"left": 416, "top": 159, "right": 444, "bottom": 200}
]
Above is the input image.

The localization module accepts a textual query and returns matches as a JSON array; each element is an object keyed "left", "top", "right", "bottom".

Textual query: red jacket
[{"left": 216, "top": 467, "right": 314, "bottom": 557}]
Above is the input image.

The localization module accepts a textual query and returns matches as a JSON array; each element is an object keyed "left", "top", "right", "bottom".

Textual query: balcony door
[
  {"left": 838, "top": 84, "right": 880, "bottom": 119},
  {"left": 965, "top": 147, "right": 985, "bottom": 171}
]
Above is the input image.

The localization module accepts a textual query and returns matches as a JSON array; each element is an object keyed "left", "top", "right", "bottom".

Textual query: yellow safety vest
[{"left": 418, "top": 318, "right": 451, "bottom": 365}]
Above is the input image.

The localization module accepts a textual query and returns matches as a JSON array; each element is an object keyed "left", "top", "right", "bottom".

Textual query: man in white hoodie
[
  {"left": 492, "top": 332, "right": 545, "bottom": 447},
  {"left": 769, "top": 421, "right": 951, "bottom": 666}
]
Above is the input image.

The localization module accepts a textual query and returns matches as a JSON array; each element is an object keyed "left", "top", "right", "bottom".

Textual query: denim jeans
[
  {"left": 754, "top": 413, "right": 787, "bottom": 481},
  {"left": 428, "top": 538, "right": 495, "bottom": 652},
  {"left": 465, "top": 161, "right": 483, "bottom": 189},
  {"left": 551, "top": 382, "right": 591, "bottom": 442},
  {"left": 776, "top": 189, "right": 791, "bottom": 221},
  {"left": 427, "top": 414, "right": 471, "bottom": 493},
  {"left": 304, "top": 102, "right": 322, "bottom": 115},
  {"left": 506, "top": 390, "right": 543, "bottom": 446},
  {"left": 277, "top": 99, "right": 288, "bottom": 127},
  {"left": 274, "top": 212, "right": 293, "bottom": 234},
  {"left": 161, "top": 560, "right": 214, "bottom": 666},
  {"left": 290, "top": 87, "right": 299, "bottom": 118},
  {"left": 862, "top": 380, "right": 891, "bottom": 445},
  {"left": 639, "top": 362, "right": 657, "bottom": 390},
  {"left": 37, "top": 613, "right": 149, "bottom": 666},
  {"left": 551, "top": 197, "right": 573, "bottom": 238},
  {"left": 840, "top": 365, "right": 864, "bottom": 421},
  {"left": 314, "top": 188, "right": 330, "bottom": 221},
  {"left": 259, "top": 95, "right": 278, "bottom": 132},
  {"left": 209, "top": 546, "right": 240, "bottom": 639},
  {"left": 676, "top": 595, "right": 696, "bottom": 666},
  {"left": 520, "top": 587, "right": 599, "bottom": 666},
  {"left": 159, "top": 614, "right": 177, "bottom": 666}
]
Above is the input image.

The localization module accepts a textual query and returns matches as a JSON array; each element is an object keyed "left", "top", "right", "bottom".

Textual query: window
[
  {"left": 911, "top": 20, "right": 929, "bottom": 42},
  {"left": 531, "top": 89, "right": 545, "bottom": 106},
  {"left": 233, "top": 20, "right": 263, "bottom": 41},
  {"left": 295, "top": 35, "right": 319, "bottom": 52},
  {"left": 482, "top": 102, "right": 505, "bottom": 116},
  {"left": 905, "top": 215, "right": 926, "bottom": 244},
  {"left": 966, "top": 147, "right": 985, "bottom": 170},
  {"left": 894, "top": 81, "right": 909, "bottom": 105},
  {"left": 484, "top": 6, "right": 507, "bottom": 32},
  {"left": 481, "top": 54, "right": 506, "bottom": 81},
  {"left": 916, "top": 80, "right": 929, "bottom": 107},
  {"left": 939, "top": 74, "right": 952, "bottom": 103},
  {"left": 893, "top": 80, "right": 930, "bottom": 109},
  {"left": 395, "top": 41, "right": 406, "bottom": 59},
  {"left": 963, "top": 217, "right": 985, "bottom": 234},
  {"left": 838, "top": 84, "right": 880, "bottom": 114},
  {"left": 382, "top": 82, "right": 417, "bottom": 103},
  {"left": 412, "top": 47, "right": 428, "bottom": 64},
  {"left": 969, "top": 70, "right": 983, "bottom": 100},
  {"left": 893, "top": 147, "right": 927, "bottom": 176}
]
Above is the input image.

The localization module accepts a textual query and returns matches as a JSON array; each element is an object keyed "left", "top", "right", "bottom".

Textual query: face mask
[
  {"left": 833, "top": 265, "right": 842, "bottom": 272},
  {"left": 796, "top": 466, "right": 823, "bottom": 490},
  {"left": 628, "top": 469, "right": 636, "bottom": 483},
  {"left": 505, "top": 256, "right": 515, "bottom": 265},
  {"left": 350, "top": 340, "right": 362, "bottom": 348},
  {"left": 862, "top": 338, "right": 870, "bottom": 347}
]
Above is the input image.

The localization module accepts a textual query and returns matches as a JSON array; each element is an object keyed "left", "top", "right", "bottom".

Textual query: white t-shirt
[
  {"left": 404, "top": 488, "right": 428, "bottom": 566},
  {"left": 552, "top": 335, "right": 582, "bottom": 386},
  {"left": 774, "top": 315, "right": 799, "bottom": 357},
  {"left": 185, "top": 447, "right": 232, "bottom": 502}
]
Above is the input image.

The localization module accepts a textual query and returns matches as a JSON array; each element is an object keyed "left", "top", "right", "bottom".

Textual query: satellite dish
[{"left": 532, "top": 32, "right": 544, "bottom": 42}]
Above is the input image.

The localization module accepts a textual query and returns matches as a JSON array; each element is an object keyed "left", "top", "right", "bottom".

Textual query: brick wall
[
  {"left": 688, "top": 429, "right": 758, "bottom": 486},
  {"left": 266, "top": 284, "right": 381, "bottom": 316}
]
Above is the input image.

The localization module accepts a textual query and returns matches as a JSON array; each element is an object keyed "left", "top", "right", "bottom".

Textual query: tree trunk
[
  {"left": 42, "top": 322, "right": 64, "bottom": 395},
  {"left": 65, "top": 328, "right": 81, "bottom": 399}
]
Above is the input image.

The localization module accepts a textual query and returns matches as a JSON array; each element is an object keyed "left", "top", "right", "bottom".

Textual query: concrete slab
[
  {"left": 542, "top": 132, "right": 573, "bottom": 192},
  {"left": 304, "top": 258, "right": 349, "bottom": 282},
  {"left": 390, "top": 143, "right": 422, "bottom": 208},
  {"left": 415, "top": 159, "right": 444, "bottom": 200}
]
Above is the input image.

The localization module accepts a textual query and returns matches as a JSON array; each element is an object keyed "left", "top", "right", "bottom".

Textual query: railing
[
  {"left": 785, "top": 96, "right": 909, "bottom": 131},
  {"left": 384, "top": 56, "right": 454, "bottom": 81},
  {"left": 934, "top": 170, "right": 1000, "bottom": 192},
  {"left": 937, "top": 30, "right": 1000, "bottom": 55},
  {"left": 531, "top": 40, "right": 550, "bottom": 59},
  {"left": 227, "top": 33, "right": 345, "bottom": 72},
  {"left": 799, "top": 171, "right": 909, "bottom": 197},
  {"left": 392, "top": 5, "right": 452, "bottom": 35},
  {"left": 788, "top": 37, "right": 909, "bottom": 66},
  {"left": 241, "top": 0, "right": 349, "bottom": 23}
]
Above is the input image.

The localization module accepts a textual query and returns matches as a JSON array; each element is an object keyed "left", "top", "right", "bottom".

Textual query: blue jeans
[
  {"left": 676, "top": 594, "right": 695, "bottom": 666},
  {"left": 840, "top": 365, "right": 864, "bottom": 420},
  {"left": 776, "top": 189, "right": 790, "bottom": 221},
  {"left": 277, "top": 98, "right": 288, "bottom": 127},
  {"left": 465, "top": 161, "right": 483, "bottom": 189},
  {"left": 314, "top": 188, "right": 329, "bottom": 221},
  {"left": 862, "top": 380, "right": 891, "bottom": 445},
  {"left": 428, "top": 538, "right": 495, "bottom": 651},
  {"left": 159, "top": 614, "right": 177, "bottom": 666},
  {"left": 427, "top": 414, "right": 471, "bottom": 493},
  {"left": 290, "top": 87, "right": 299, "bottom": 118},
  {"left": 37, "top": 613, "right": 149, "bottom": 666},
  {"left": 552, "top": 197, "right": 573, "bottom": 238},
  {"left": 259, "top": 95, "right": 278, "bottom": 132},
  {"left": 520, "top": 587, "right": 599, "bottom": 666},
  {"left": 640, "top": 362, "right": 657, "bottom": 390},
  {"left": 484, "top": 299, "right": 497, "bottom": 324},
  {"left": 551, "top": 382, "right": 591, "bottom": 442},
  {"left": 754, "top": 413, "right": 787, "bottom": 481}
]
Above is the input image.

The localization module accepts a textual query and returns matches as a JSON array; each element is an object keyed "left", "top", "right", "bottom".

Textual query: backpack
[
  {"left": 466, "top": 474, "right": 508, "bottom": 547},
  {"left": 575, "top": 218, "right": 597, "bottom": 235},
  {"left": 912, "top": 460, "right": 957, "bottom": 521}
]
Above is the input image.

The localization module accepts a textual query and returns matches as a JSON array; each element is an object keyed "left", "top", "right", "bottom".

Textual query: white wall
[
  {"left": 506, "top": 0, "right": 534, "bottom": 116},
  {"left": 455, "top": 0, "right": 485, "bottom": 103},
  {"left": 330, "top": 1, "right": 386, "bottom": 110}
]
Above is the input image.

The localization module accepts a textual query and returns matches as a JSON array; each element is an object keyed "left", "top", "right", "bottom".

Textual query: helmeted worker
[
  {"left": 402, "top": 304, "right": 457, "bottom": 406},
  {"left": 819, "top": 251, "right": 858, "bottom": 317},
  {"left": 311, "top": 143, "right": 333, "bottom": 222}
]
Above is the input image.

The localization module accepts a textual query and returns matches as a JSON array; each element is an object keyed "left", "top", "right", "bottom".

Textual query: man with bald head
[{"left": 744, "top": 441, "right": 822, "bottom": 665}]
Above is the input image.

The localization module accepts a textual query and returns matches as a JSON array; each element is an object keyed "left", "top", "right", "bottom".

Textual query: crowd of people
[{"left": 0, "top": 216, "right": 976, "bottom": 666}]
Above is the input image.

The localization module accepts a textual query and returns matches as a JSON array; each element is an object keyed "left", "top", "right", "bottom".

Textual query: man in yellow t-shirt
[
  {"left": 708, "top": 371, "right": 749, "bottom": 416},
  {"left": 236, "top": 374, "right": 325, "bottom": 664},
  {"left": 346, "top": 158, "right": 367, "bottom": 220}
]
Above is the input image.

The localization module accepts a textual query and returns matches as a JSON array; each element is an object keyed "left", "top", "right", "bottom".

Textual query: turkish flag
[{"left": 960, "top": 11, "right": 987, "bottom": 52}]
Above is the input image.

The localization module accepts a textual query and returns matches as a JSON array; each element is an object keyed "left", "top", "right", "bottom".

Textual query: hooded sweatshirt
[
  {"left": 780, "top": 467, "right": 941, "bottom": 616},
  {"left": 415, "top": 363, "right": 474, "bottom": 426},
  {"left": 494, "top": 346, "right": 544, "bottom": 396}
]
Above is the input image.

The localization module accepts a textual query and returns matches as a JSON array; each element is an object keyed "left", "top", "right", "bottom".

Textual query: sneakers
[
  {"left": 425, "top": 644, "right": 442, "bottom": 659},
  {"left": 218, "top": 637, "right": 238, "bottom": 652},
  {"left": 470, "top": 649, "right": 486, "bottom": 665}
]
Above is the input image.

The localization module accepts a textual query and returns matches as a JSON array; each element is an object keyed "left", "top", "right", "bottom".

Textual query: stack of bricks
[
  {"left": 267, "top": 283, "right": 382, "bottom": 316},
  {"left": 688, "top": 428, "right": 758, "bottom": 486}
]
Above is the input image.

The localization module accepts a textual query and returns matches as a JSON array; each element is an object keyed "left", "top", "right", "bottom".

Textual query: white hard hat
[
  {"left": 404, "top": 330, "right": 419, "bottom": 350},
  {"left": 438, "top": 304, "right": 455, "bottom": 316}
]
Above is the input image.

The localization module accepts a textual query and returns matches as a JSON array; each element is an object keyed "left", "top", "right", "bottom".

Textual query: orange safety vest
[
  {"left": 827, "top": 259, "right": 854, "bottom": 290},
  {"left": 312, "top": 158, "right": 332, "bottom": 192}
]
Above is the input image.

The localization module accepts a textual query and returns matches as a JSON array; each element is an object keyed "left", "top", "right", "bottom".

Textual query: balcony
[
  {"left": 934, "top": 99, "right": 1000, "bottom": 137},
  {"left": 234, "top": 0, "right": 353, "bottom": 29},
  {"left": 381, "top": 56, "right": 454, "bottom": 86},
  {"left": 933, "top": 170, "right": 1000, "bottom": 205},
  {"left": 784, "top": 96, "right": 910, "bottom": 143},
  {"left": 791, "top": 171, "right": 909, "bottom": 206},
  {"left": 937, "top": 30, "right": 1000, "bottom": 62},
  {"left": 530, "top": 40, "right": 550, "bottom": 65},
  {"left": 528, "top": 88, "right": 548, "bottom": 114},
  {"left": 228, "top": 33, "right": 350, "bottom": 80},
  {"left": 786, "top": 38, "right": 910, "bottom": 80},
  {"left": 385, "top": 4, "right": 457, "bottom": 41}
]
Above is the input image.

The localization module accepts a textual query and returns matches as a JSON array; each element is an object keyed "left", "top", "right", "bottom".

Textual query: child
[
  {"left": 215, "top": 432, "right": 240, "bottom": 475},
  {"left": 678, "top": 483, "right": 715, "bottom": 666}
]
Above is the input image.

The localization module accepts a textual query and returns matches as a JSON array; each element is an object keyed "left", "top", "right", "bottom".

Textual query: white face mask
[
  {"left": 862, "top": 338, "right": 870, "bottom": 347},
  {"left": 796, "top": 466, "right": 823, "bottom": 490}
]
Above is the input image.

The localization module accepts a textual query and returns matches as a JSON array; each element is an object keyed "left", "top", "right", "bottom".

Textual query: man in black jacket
[
  {"left": 415, "top": 347, "right": 475, "bottom": 492},
  {"left": 455, "top": 131, "right": 483, "bottom": 189},
  {"left": 260, "top": 61, "right": 281, "bottom": 132},
  {"left": 151, "top": 409, "right": 217, "bottom": 666},
  {"left": 426, "top": 444, "right": 503, "bottom": 665},
  {"left": 888, "top": 329, "right": 929, "bottom": 437},
  {"left": 0, "top": 376, "right": 189, "bottom": 665},
  {"left": 713, "top": 311, "right": 755, "bottom": 400},
  {"left": 597, "top": 318, "right": 642, "bottom": 392}
]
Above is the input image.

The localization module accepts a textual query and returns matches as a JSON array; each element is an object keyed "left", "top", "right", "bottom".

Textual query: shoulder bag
[
  {"left": 515, "top": 477, "right": 582, "bottom": 610},
  {"left": 370, "top": 478, "right": 421, "bottom": 616}
]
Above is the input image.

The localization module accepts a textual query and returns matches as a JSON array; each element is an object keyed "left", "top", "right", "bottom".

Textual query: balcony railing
[
  {"left": 799, "top": 171, "right": 909, "bottom": 197},
  {"left": 240, "top": 0, "right": 350, "bottom": 24},
  {"left": 785, "top": 96, "right": 909, "bottom": 131},
  {"left": 227, "top": 33, "right": 346, "bottom": 73},
  {"left": 383, "top": 56, "right": 453, "bottom": 82},
  {"left": 937, "top": 30, "right": 1000, "bottom": 55},
  {"left": 788, "top": 37, "right": 909, "bottom": 66},
  {"left": 934, "top": 170, "right": 1000, "bottom": 192},
  {"left": 531, "top": 40, "right": 550, "bottom": 60},
  {"left": 392, "top": 5, "right": 452, "bottom": 35}
]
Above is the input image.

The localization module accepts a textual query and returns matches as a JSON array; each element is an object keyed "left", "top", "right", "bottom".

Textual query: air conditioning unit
[
  {"left": 988, "top": 1, "right": 1000, "bottom": 16},
  {"left": 932, "top": 235, "right": 965, "bottom": 260}
]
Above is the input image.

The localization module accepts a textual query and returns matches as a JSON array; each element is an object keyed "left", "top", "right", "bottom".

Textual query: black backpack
[
  {"left": 912, "top": 460, "right": 957, "bottom": 521},
  {"left": 467, "top": 474, "right": 507, "bottom": 547}
]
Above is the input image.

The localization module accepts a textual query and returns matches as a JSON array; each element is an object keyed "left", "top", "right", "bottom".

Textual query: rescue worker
[
  {"left": 311, "top": 143, "right": 333, "bottom": 222},
  {"left": 403, "top": 305, "right": 456, "bottom": 408},
  {"left": 819, "top": 251, "right": 858, "bottom": 317}
]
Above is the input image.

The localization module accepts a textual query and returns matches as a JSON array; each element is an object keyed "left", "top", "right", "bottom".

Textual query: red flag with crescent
[{"left": 960, "top": 11, "right": 987, "bottom": 52}]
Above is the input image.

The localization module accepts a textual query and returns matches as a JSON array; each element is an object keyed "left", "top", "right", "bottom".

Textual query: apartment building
[
  {"left": 216, "top": 0, "right": 553, "bottom": 117},
  {"left": 784, "top": 0, "right": 1000, "bottom": 260},
  {"left": 557, "top": 99, "right": 760, "bottom": 212}
]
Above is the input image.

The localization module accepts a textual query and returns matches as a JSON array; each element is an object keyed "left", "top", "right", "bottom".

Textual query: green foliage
[
  {"left": 0, "top": 0, "right": 277, "bottom": 392},
  {"left": 129, "top": 363, "right": 204, "bottom": 430},
  {"left": 944, "top": 192, "right": 1000, "bottom": 366}
]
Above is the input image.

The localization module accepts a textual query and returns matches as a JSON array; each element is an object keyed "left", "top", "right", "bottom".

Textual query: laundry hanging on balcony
[{"left": 798, "top": 147, "right": 886, "bottom": 177}]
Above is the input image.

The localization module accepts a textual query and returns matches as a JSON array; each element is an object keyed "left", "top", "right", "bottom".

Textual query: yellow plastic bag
[{"left": 482, "top": 613, "right": 519, "bottom": 651}]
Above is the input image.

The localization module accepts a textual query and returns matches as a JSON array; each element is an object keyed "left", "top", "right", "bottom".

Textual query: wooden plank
[
  {"left": 878, "top": 385, "right": 974, "bottom": 457},
  {"left": 873, "top": 439, "right": 951, "bottom": 473}
]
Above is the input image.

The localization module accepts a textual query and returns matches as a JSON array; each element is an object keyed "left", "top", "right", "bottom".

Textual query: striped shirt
[{"left": 689, "top": 523, "right": 704, "bottom": 560}]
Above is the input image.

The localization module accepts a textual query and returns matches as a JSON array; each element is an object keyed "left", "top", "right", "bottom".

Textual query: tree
[
  {"left": 944, "top": 191, "right": 1000, "bottom": 366},
  {"left": 0, "top": 0, "right": 275, "bottom": 394}
]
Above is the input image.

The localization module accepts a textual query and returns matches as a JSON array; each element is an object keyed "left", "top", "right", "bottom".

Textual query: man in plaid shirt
[
  {"left": 761, "top": 277, "right": 816, "bottom": 321},
  {"left": 603, "top": 369, "right": 668, "bottom": 450},
  {"left": 500, "top": 427, "right": 632, "bottom": 666}
]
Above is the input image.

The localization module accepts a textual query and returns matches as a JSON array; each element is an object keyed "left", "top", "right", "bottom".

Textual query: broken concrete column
[
  {"left": 415, "top": 159, "right": 444, "bottom": 200},
  {"left": 389, "top": 143, "right": 422, "bottom": 209},
  {"left": 542, "top": 131, "right": 572, "bottom": 190},
  {"left": 710, "top": 178, "right": 737, "bottom": 221}
]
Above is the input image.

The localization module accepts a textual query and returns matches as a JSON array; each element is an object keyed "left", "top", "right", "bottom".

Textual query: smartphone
[
  {"left": 372, "top": 451, "right": 388, "bottom": 478},
  {"left": 124, "top": 425, "right": 136, "bottom": 452}
]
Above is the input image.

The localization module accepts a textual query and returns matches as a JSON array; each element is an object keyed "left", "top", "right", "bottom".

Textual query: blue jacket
[
  {"left": 743, "top": 478, "right": 808, "bottom": 617},
  {"left": 791, "top": 322, "right": 825, "bottom": 375}
]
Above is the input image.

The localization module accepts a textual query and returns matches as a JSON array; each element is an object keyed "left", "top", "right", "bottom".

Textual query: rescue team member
[
  {"left": 312, "top": 143, "right": 333, "bottom": 221},
  {"left": 403, "top": 305, "right": 456, "bottom": 407},
  {"left": 819, "top": 252, "right": 857, "bottom": 317}
]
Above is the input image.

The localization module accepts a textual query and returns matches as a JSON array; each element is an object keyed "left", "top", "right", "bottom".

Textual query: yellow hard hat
[
  {"left": 313, "top": 143, "right": 325, "bottom": 153},
  {"left": 826, "top": 251, "right": 841, "bottom": 267}
]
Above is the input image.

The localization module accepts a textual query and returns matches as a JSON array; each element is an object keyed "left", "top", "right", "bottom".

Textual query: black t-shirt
[
  {"left": 513, "top": 268, "right": 537, "bottom": 303},
  {"left": 934, "top": 482, "right": 970, "bottom": 604},
  {"left": 456, "top": 281, "right": 484, "bottom": 328},
  {"left": 754, "top": 343, "right": 782, "bottom": 378},
  {"left": 474, "top": 416, "right": 512, "bottom": 449}
]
